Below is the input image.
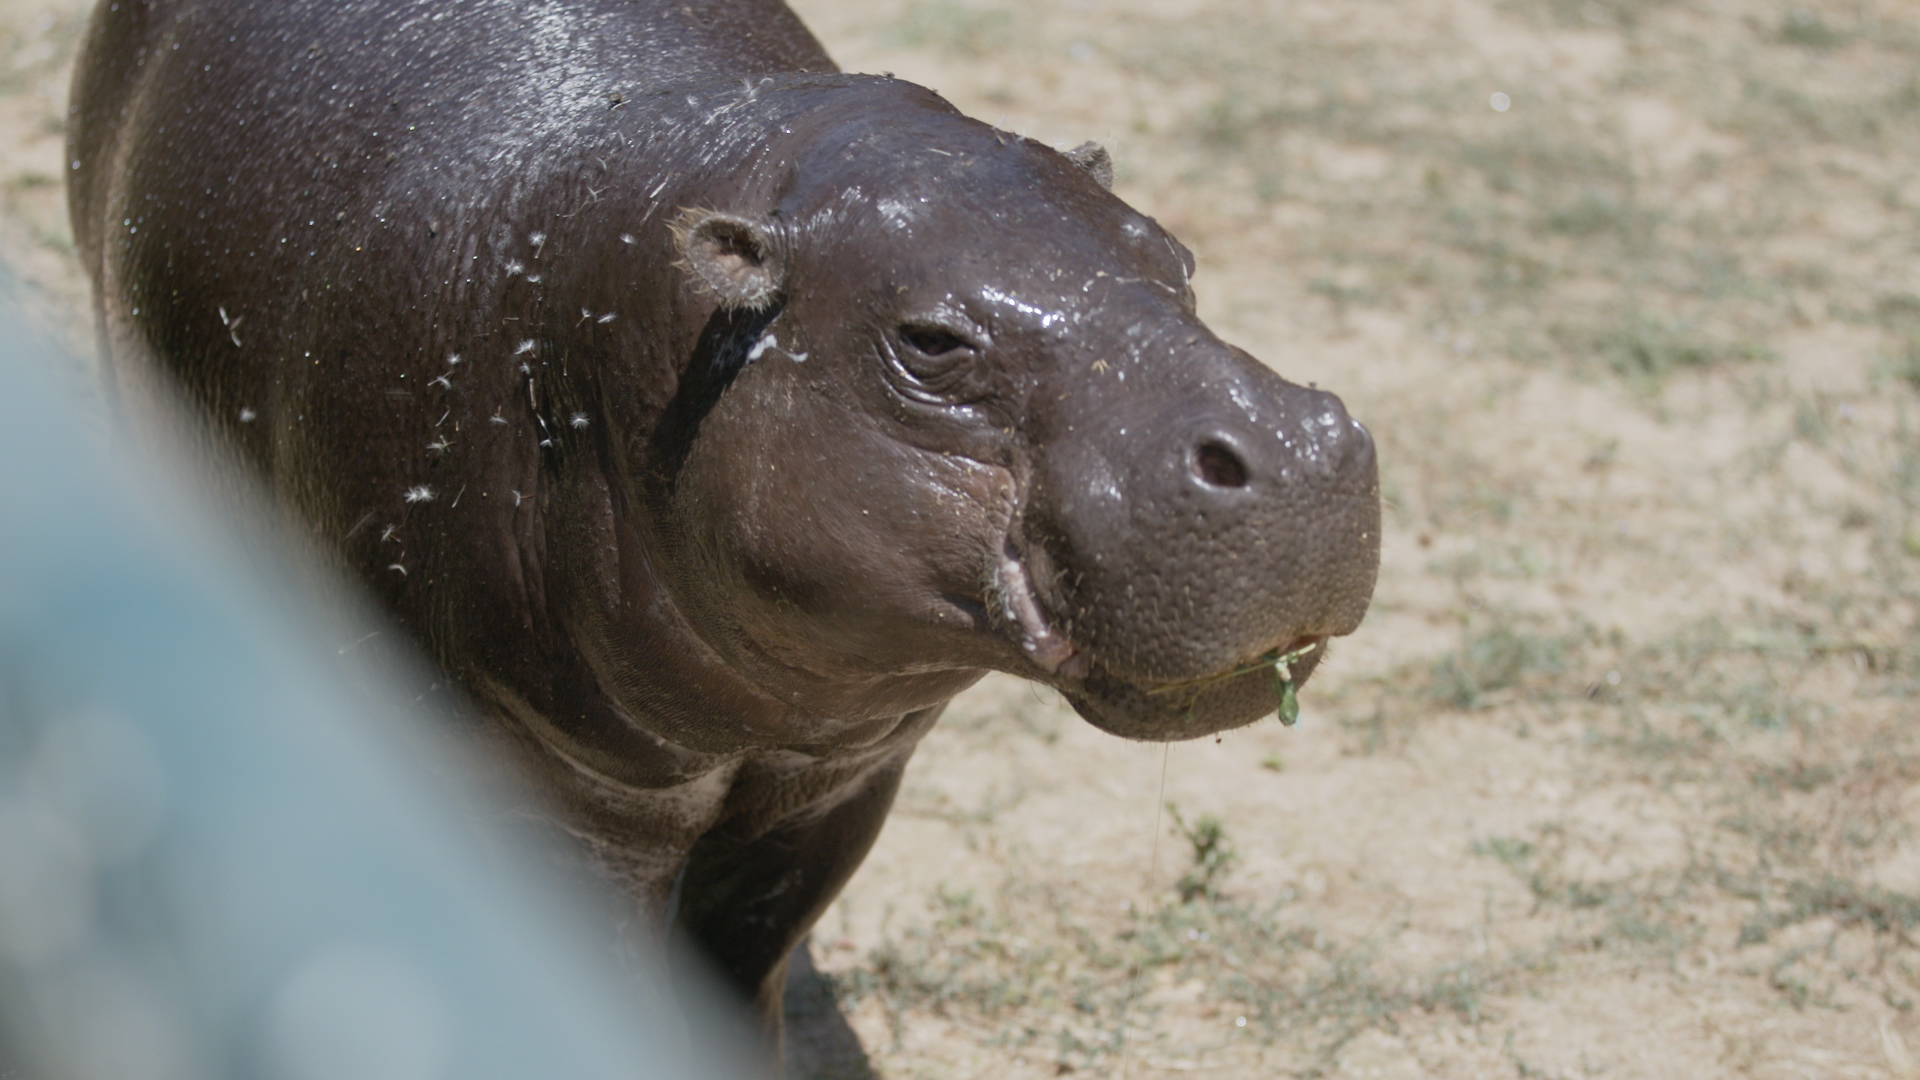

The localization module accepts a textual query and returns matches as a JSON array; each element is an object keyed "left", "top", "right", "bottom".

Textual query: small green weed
[
  {"left": 1558, "top": 313, "right": 1771, "bottom": 380},
  {"left": 1538, "top": 192, "right": 1638, "bottom": 238},
  {"left": 1876, "top": 292, "right": 1920, "bottom": 328},
  {"left": 1167, "top": 804, "right": 1237, "bottom": 902},
  {"left": 1519, "top": 0, "right": 1672, "bottom": 30},
  {"left": 1778, "top": 10, "right": 1847, "bottom": 49},
  {"left": 1471, "top": 835, "right": 1537, "bottom": 869},
  {"left": 1739, "top": 877, "right": 1920, "bottom": 946}
]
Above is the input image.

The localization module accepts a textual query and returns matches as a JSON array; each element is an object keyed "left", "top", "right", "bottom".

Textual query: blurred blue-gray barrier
[{"left": 0, "top": 297, "right": 752, "bottom": 1079}]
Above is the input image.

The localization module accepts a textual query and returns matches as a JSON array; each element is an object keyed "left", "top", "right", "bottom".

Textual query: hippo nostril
[{"left": 1193, "top": 441, "right": 1249, "bottom": 489}]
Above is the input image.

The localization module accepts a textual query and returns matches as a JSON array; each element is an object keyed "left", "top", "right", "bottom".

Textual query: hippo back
[{"left": 68, "top": 0, "right": 836, "bottom": 368}]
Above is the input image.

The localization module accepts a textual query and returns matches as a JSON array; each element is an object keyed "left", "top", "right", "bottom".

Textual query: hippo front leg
[{"left": 673, "top": 744, "right": 914, "bottom": 1053}]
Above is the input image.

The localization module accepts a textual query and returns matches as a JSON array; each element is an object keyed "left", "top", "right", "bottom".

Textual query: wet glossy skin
[{"left": 68, "top": 0, "right": 1379, "bottom": 1050}]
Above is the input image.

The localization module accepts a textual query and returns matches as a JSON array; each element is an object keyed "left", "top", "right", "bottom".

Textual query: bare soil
[{"left": 8, "top": 1, "right": 1918, "bottom": 1077}]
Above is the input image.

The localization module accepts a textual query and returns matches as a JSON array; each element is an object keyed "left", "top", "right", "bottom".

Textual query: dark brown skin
[{"left": 68, "top": 0, "right": 1381, "bottom": 1053}]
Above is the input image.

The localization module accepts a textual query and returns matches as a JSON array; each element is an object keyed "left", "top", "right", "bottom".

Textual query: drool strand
[{"left": 1116, "top": 742, "right": 1172, "bottom": 1080}]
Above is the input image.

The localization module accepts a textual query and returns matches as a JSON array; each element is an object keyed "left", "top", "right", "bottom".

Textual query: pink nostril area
[{"left": 1193, "top": 441, "right": 1249, "bottom": 489}]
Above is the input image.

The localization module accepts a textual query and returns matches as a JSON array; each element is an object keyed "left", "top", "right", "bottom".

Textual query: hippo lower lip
[
  {"left": 994, "top": 546, "right": 1087, "bottom": 678},
  {"left": 1141, "top": 635, "right": 1325, "bottom": 699},
  {"left": 1060, "top": 635, "right": 1332, "bottom": 740}
]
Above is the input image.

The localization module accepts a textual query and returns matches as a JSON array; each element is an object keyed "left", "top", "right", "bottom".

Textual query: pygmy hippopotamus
[{"left": 67, "top": 0, "right": 1380, "bottom": 1050}]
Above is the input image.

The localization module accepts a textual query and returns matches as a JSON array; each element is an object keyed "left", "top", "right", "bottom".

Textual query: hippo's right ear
[{"left": 672, "top": 209, "right": 787, "bottom": 309}]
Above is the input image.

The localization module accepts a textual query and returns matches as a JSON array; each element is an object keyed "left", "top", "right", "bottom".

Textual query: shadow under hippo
[{"left": 65, "top": 0, "right": 1381, "bottom": 1065}]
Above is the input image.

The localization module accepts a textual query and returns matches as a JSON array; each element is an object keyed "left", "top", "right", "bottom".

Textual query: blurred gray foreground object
[{"left": 0, "top": 294, "right": 755, "bottom": 1078}]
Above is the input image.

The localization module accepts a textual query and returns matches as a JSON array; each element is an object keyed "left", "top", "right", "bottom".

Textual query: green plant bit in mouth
[{"left": 1147, "top": 641, "right": 1320, "bottom": 725}]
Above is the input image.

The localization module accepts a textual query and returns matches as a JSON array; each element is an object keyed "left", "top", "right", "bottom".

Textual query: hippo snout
[{"left": 1027, "top": 355, "right": 1381, "bottom": 740}]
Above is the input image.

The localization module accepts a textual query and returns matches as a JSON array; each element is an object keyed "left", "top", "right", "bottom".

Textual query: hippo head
[{"left": 648, "top": 80, "right": 1378, "bottom": 742}]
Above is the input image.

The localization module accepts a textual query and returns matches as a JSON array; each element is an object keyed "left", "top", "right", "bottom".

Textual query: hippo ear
[
  {"left": 674, "top": 209, "right": 787, "bottom": 309},
  {"left": 1064, "top": 141, "right": 1114, "bottom": 190}
]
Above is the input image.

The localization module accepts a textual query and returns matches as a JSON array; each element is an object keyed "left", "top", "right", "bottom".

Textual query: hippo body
[{"left": 68, "top": 0, "right": 1380, "bottom": 1044}]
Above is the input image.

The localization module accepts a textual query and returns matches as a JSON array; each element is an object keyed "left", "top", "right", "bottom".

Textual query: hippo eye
[
  {"left": 889, "top": 321, "right": 982, "bottom": 401},
  {"left": 898, "top": 324, "right": 970, "bottom": 357}
]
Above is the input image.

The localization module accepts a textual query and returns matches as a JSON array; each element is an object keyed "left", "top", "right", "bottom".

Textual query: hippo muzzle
[{"left": 1012, "top": 336, "right": 1380, "bottom": 739}]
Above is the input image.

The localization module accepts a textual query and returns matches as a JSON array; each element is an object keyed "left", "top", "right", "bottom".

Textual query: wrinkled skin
[{"left": 68, "top": 0, "right": 1380, "bottom": 1051}]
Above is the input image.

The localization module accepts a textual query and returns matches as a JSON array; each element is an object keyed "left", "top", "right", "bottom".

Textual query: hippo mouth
[
  {"left": 992, "top": 548, "right": 1330, "bottom": 741},
  {"left": 994, "top": 547, "right": 1090, "bottom": 680}
]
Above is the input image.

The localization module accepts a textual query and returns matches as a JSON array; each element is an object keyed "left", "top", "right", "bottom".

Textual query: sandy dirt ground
[{"left": 6, "top": 1, "right": 1918, "bottom": 1078}]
